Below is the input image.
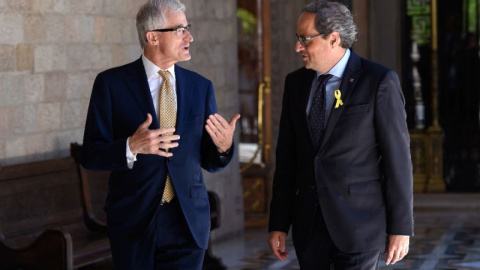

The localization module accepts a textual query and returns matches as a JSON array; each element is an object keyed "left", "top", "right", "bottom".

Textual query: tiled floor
[
  {"left": 84, "top": 193, "right": 480, "bottom": 269},
  {"left": 210, "top": 193, "right": 480, "bottom": 270}
]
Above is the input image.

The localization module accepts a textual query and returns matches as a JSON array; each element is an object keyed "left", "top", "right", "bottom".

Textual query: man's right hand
[
  {"left": 268, "top": 231, "right": 288, "bottom": 261},
  {"left": 129, "top": 113, "right": 180, "bottom": 156}
]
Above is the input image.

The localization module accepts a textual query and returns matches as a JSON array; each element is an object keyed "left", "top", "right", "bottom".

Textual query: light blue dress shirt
[{"left": 306, "top": 49, "right": 351, "bottom": 126}]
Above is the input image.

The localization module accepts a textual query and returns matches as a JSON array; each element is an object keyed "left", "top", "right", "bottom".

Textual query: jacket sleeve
[
  {"left": 200, "top": 80, "right": 235, "bottom": 172},
  {"left": 268, "top": 75, "right": 296, "bottom": 233},
  {"left": 374, "top": 70, "right": 414, "bottom": 236},
  {"left": 81, "top": 72, "right": 129, "bottom": 171}
]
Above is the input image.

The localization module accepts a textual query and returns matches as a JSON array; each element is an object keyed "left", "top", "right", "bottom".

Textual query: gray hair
[
  {"left": 136, "top": 0, "right": 186, "bottom": 48},
  {"left": 303, "top": 0, "right": 357, "bottom": 48}
]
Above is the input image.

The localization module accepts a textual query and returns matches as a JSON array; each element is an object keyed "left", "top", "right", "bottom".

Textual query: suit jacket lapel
[
  {"left": 300, "top": 69, "right": 318, "bottom": 152},
  {"left": 125, "top": 57, "right": 159, "bottom": 128},
  {"left": 173, "top": 65, "right": 192, "bottom": 143},
  {"left": 318, "top": 51, "right": 363, "bottom": 153}
]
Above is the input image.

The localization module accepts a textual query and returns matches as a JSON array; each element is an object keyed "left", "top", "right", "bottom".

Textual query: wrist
[
  {"left": 218, "top": 147, "right": 231, "bottom": 156},
  {"left": 127, "top": 137, "right": 137, "bottom": 155}
]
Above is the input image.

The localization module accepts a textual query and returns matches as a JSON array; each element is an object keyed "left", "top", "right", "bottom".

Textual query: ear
[
  {"left": 146, "top": 32, "right": 158, "bottom": 45},
  {"left": 329, "top": 32, "right": 341, "bottom": 47}
]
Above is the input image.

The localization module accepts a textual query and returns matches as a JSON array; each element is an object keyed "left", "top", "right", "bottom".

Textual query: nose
[
  {"left": 295, "top": 41, "right": 304, "bottom": 52},
  {"left": 185, "top": 30, "right": 193, "bottom": 42}
]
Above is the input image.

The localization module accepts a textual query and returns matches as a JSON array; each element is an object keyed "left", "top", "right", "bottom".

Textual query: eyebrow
[{"left": 174, "top": 23, "right": 189, "bottom": 28}]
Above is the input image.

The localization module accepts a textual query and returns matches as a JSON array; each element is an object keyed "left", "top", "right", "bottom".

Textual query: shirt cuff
[
  {"left": 218, "top": 147, "right": 231, "bottom": 156},
  {"left": 126, "top": 137, "right": 137, "bottom": 169},
  {"left": 218, "top": 147, "right": 232, "bottom": 163}
]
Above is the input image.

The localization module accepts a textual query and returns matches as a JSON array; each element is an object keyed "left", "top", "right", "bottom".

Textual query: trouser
[
  {"left": 110, "top": 197, "right": 205, "bottom": 270},
  {"left": 295, "top": 205, "right": 381, "bottom": 270}
]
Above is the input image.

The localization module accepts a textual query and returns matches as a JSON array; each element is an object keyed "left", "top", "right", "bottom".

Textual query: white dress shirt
[{"left": 126, "top": 55, "right": 177, "bottom": 168}]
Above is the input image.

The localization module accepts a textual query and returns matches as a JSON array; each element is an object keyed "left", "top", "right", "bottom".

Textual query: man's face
[
  {"left": 295, "top": 12, "right": 331, "bottom": 73},
  {"left": 154, "top": 11, "right": 193, "bottom": 66}
]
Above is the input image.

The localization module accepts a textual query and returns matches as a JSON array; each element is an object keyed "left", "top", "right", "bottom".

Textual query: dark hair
[{"left": 303, "top": 0, "right": 357, "bottom": 48}]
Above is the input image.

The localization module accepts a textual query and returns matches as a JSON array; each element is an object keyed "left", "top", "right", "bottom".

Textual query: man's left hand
[
  {"left": 205, "top": 113, "right": 240, "bottom": 153},
  {"left": 385, "top": 235, "right": 409, "bottom": 265}
]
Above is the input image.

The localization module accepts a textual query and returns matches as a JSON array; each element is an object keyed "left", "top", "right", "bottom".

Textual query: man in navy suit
[
  {"left": 268, "top": 1, "right": 413, "bottom": 269},
  {"left": 81, "top": 0, "right": 240, "bottom": 269}
]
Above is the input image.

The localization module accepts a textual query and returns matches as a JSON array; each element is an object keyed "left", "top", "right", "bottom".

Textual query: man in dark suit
[
  {"left": 268, "top": 1, "right": 413, "bottom": 269},
  {"left": 81, "top": 0, "right": 239, "bottom": 269}
]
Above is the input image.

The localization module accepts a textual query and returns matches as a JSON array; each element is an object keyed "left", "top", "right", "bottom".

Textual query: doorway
[{"left": 237, "top": 0, "right": 273, "bottom": 227}]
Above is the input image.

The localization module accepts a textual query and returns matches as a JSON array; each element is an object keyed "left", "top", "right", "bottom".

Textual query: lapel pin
[
  {"left": 349, "top": 78, "right": 354, "bottom": 83},
  {"left": 334, "top": 90, "right": 343, "bottom": 108}
]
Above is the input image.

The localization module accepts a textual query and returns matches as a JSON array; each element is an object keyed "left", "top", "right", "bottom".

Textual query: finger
[
  {"left": 268, "top": 239, "right": 276, "bottom": 253},
  {"left": 158, "top": 134, "right": 180, "bottom": 142},
  {"left": 269, "top": 242, "right": 287, "bottom": 261},
  {"left": 157, "top": 127, "right": 176, "bottom": 136},
  {"left": 275, "top": 250, "right": 288, "bottom": 261},
  {"left": 385, "top": 249, "right": 394, "bottom": 265},
  {"left": 229, "top": 113, "right": 241, "bottom": 126},
  {"left": 155, "top": 149, "right": 173, "bottom": 157},
  {"left": 277, "top": 241, "right": 288, "bottom": 261},
  {"left": 278, "top": 238, "right": 286, "bottom": 253},
  {"left": 208, "top": 114, "right": 224, "bottom": 130},
  {"left": 268, "top": 234, "right": 281, "bottom": 258},
  {"left": 144, "top": 133, "right": 179, "bottom": 153},
  {"left": 158, "top": 141, "right": 179, "bottom": 150},
  {"left": 142, "top": 143, "right": 169, "bottom": 156},
  {"left": 390, "top": 250, "right": 401, "bottom": 265},
  {"left": 212, "top": 113, "right": 230, "bottom": 129},
  {"left": 399, "top": 246, "right": 409, "bottom": 260},
  {"left": 268, "top": 238, "right": 279, "bottom": 255},
  {"left": 140, "top": 113, "right": 153, "bottom": 129},
  {"left": 148, "top": 128, "right": 175, "bottom": 139},
  {"left": 272, "top": 249, "right": 284, "bottom": 261},
  {"left": 205, "top": 124, "right": 218, "bottom": 138},
  {"left": 278, "top": 250, "right": 288, "bottom": 261},
  {"left": 145, "top": 132, "right": 179, "bottom": 148},
  {"left": 205, "top": 119, "right": 216, "bottom": 133}
]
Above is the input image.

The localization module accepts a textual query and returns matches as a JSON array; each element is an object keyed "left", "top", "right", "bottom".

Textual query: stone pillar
[
  {"left": 369, "top": 0, "right": 403, "bottom": 75},
  {"left": 270, "top": 0, "right": 310, "bottom": 166}
]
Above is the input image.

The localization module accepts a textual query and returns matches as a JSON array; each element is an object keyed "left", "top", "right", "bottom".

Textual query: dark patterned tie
[{"left": 309, "top": 74, "right": 332, "bottom": 150}]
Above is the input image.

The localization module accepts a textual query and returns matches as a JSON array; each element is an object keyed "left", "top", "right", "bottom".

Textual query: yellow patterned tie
[{"left": 158, "top": 70, "right": 176, "bottom": 202}]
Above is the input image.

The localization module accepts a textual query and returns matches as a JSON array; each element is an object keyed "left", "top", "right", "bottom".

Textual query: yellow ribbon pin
[{"left": 334, "top": 89, "right": 343, "bottom": 108}]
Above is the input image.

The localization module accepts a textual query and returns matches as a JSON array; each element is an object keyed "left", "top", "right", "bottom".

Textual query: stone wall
[
  {"left": 270, "top": 0, "right": 310, "bottom": 165},
  {"left": 0, "top": 0, "right": 144, "bottom": 164},
  {"left": 0, "top": 0, "right": 243, "bottom": 240},
  {"left": 181, "top": 0, "right": 244, "bottom": 240}
]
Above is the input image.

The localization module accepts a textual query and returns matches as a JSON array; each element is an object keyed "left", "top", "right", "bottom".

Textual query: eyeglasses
[
  {"left": 296, "top": 33, "right": 323, "bottom": 47},
  {"left": 150, "top": 24, "right": 191, "bottom": 37}
]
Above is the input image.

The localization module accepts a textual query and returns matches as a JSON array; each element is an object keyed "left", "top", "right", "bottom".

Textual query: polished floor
[
  {"left": 85, "top": 193, "right": 480, "bottom": 269},
  {"left": 210, "top": 193, "right": 480, "bottom": 270}
]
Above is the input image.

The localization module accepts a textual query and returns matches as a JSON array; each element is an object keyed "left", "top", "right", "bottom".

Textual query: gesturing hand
[
  {"left": 129, "top": 113, "right": 180, "bottom": 157},
  {"left": 205, "top": 113, "right": 241, "bottom": 153}
]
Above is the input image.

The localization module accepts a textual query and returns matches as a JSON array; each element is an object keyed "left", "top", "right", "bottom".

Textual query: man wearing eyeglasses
[
  {"left": 268, "top": 1, "right": 413, "bottom": 269},
  {"left": 81, "top": 0, "right": 240, "bottom": 269}
]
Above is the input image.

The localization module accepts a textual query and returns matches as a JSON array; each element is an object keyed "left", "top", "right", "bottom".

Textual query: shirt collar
[
  {"left": 317, "top": 48, "right": 351, "bottom": 79},
  {"left": 141, "top": 54, "right": 176, "bottom": 80}
]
